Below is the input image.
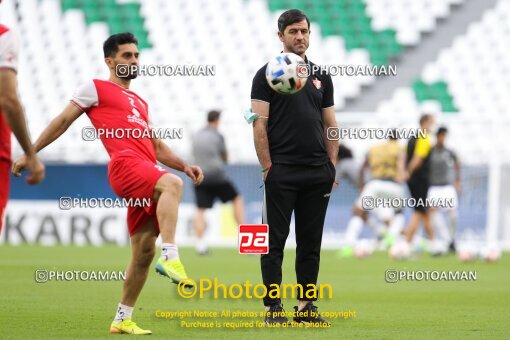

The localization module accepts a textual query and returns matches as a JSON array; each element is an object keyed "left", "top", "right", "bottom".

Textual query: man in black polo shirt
[
  {"left": 404, "top": 114, "right": 438, "bottom": 251},
  {"left": 251, "top": 9, "right": 338, "bottom": 325}
]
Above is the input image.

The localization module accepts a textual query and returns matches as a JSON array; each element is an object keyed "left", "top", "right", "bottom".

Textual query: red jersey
[
  {"left": 71, "top": 79, "right": 156, "bottom": 162},
  {"left": 0, "top": 24, "right": 18, "bottom": 162}
]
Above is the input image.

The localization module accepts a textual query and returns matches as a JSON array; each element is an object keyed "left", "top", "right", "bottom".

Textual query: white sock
[
  {"left": 432, "top": 211, "right": 451, "bottom": 243},
  {"left": 114, "top": 303, "right": 133, "bottom": 322},
  {"left": 389, "top": 213, "right": 405, "bottom": 237},
  {"left": 345, "top": 215, "right": 363, "bottom": 245},
  {"left": 161, "top": 243, "right": 179, "bottom": 261},
  {"left": 447, "top": 210, "right": 458, "bottom": 242}
]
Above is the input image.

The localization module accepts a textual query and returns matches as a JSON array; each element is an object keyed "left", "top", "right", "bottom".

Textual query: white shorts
[
  {"left": 357, "top": 179, "right": 406, "bottom": 220},
  {"left": 427, "top": 185, "right": 458, "bottom": 210}
]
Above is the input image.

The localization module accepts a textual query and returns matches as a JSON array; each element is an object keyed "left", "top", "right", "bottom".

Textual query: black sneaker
[
  {"left": 264, "top": 304, "right": 289, "bottom": 325},
  {"left": 293, "top": 303, "right": 329, "bottom": 325}
]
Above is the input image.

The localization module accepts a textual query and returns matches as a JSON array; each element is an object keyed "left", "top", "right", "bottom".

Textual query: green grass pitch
[{"left": 0, "top": 245, "right": 508, "bottom": 339}]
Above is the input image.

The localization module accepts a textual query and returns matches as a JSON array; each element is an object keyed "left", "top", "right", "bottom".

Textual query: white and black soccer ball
[
  {"left": 389, "top": 239, "right": 411, "bottom": 260},
  {"left": 354, "top": 240, "right": 375, "bottom": 258},
  {"left": 457, "top": 243, "right": 478, "bottom": 262},
  {"left": 265, "top": 53, "right": 308, "bottom": 95},
  {"left": 479, "top": 244, "right": 501, "bottom": 263}
]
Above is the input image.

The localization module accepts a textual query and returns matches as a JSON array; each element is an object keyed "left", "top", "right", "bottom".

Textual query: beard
[
  {"left": 286, "top": 42, "right": 307, "bottom": 56},
  {"left": 116, "top": 64, "right": 138, "bottom": 79},
  {"left": 124, "top": 72, "right": 138, "bottom": 80}
]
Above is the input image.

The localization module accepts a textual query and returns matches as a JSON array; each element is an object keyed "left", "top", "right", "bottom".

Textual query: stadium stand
[{"left": 0, "top": 0, "right": 508, "bottom": 165}]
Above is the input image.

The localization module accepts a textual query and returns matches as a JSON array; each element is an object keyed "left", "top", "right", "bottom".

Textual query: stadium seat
[{"left": 4, "top": 0, "right": 508, "bottom": 165}]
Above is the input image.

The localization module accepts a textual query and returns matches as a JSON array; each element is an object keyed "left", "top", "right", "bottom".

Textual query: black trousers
[{"left": 261, "top": 162, "right": 335, "bottom": 306}]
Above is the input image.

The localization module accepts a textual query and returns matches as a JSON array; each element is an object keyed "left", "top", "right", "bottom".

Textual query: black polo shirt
[
  {"left": 251, "top": 57, "right": 334, "bottom": 166},
  {"left": 406, "top": 136, "right": 431, "bottom": 181}
]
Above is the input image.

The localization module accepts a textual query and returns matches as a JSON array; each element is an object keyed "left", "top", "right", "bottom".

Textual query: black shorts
[
  {"left": 407, "top": 177, "right": 429, "bottom": 212},
  {"left": 194, "top": 181, "right": 239, "bottom": 208}
]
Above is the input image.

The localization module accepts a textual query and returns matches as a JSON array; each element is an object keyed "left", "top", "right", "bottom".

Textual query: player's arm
[
  {"left": 407, "top": 155, "right": 423, "bottom": 176},
  {"left": 0, "top": 69, "right": 34, "bottom": 156},
  {"left": 220, "top": 134, "right": 228, "bottom": 163},
  {"left": 396, "top": 150, "right": 407, "bottom": 183},
  {"left": 322, "top": 106, "right": 338, "bottom": 166},
  {"left": 408, "top": 137, "right": 430, "bottom": 176},
  {"left": 33, "top": 103, "right": 82, "bottom": 152},
  {"left": 152, "top": 137, "right": 203, "bottom": 185},
  {"left": 12, "top": 102, "right": 82, "bottom": 176},
  {"left": 252, "top": 100, "right": 271, "bottom": 178},
  {"left": 454, "top": 153, "right": 461, "bottom": 193},
  {"left": 0, "top": 68, "right": 45, "bottom": 184},
  {"left": 251, "top": 67, "right": 273, "bottom": 179},
  {"left": 321, "top": 74, "right": 338, "bottom": 169}
]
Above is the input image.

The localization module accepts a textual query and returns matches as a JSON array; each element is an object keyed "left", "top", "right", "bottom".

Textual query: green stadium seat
[
  {"left": 60, "top": 0, "right": 152, "bottom": 49},
  {"left": 61, "top": 0, "right": 79, "bottom": 11}
]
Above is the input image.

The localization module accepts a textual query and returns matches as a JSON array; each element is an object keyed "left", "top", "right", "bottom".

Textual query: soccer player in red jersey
[
  {"left": 12, "top": 33, "right": 203, "bottom": 335},
  {"left": 0, "top": 7, "right": 45, "bottom": 234}
]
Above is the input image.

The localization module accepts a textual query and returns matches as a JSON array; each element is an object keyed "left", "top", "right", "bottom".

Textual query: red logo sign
[
  {"left": 238, "top": 224, "right": 269, "bottom": 254},
  {"left": 296, "top": 63, "right": 310, "bottom": 78}
]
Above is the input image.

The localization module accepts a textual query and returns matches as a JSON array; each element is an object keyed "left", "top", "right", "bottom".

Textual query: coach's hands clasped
[{"left": 184, "top": 165, "right": 204, "bottom": 185}]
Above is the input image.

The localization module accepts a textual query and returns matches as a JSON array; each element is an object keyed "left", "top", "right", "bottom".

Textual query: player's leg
[
  {"left": 341, "top": 205, "right": 367, "bottom": 256},
  {"left": 430, "top": 208, "right": 450, "bottom": 242},
  {"left": 383, "top": 182, "right": 406, "bottom": 246},
  {"left": 446, "top": 185, "right": 459, "bottom": 251},
  {"left": 387, "top": 210, "right": 405, "bottom": 241},
  {"left": 232, "top": 195, "right": 245, "bottom": 225},
  {"left": 404, "top": 211, "right": 422, "bottom": 242},
  {"left": 193, "top": 185, "right": 213, "bottom": 255},
  {"left": 193, "top": 208, "right": 208, "bottom": 255},
  {"left": 153, "top": 173, "right": 183, "bottom": 244},
  {"left": 293, "top": 163, "right": 334, "bottom": 324},
  {"left": 404, "top": 179, "right": 433, "bottom": 243},
  {"left": 427, "top": 186, "right": 451, "bottom": 244},
  {"left": 422, "top": 211, "right": 434, "bottom": 239},
  {"left": 340, "top": 180, "right": 372, "bottom": 256},
  {"left": 447, "top": 208, "right": 458, "bottom": 251},
  {"left": 110, "top": 218, "right": 157, "bottom": 335},
  {"left": 121, "top": 218, "right": 158, "bottom": 305},
  {"left": 217, "top": 181, "right": 245, "bottom": 225},
  {"left": 152, "top": 173, "right": 193, "bottom": 286},
  {"left": 262, "top": 164, "right": 296, "bottom": 324}
]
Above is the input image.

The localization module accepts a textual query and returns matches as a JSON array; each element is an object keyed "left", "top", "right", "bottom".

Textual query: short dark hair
[
  {"left": 437, "top": 126, "right": 448, "bottom": 135},
  {"left": 103, "top": 32, "right": 138, "bottom": 58},
  {"left": 207, "top": 110, "right": 221, "bottom": 123},
  {"left": 278, "top": 9, "right": 310, "bottom": 33},
  {"left": 419, "top": 113, "right": 433, "bottom": 126}
]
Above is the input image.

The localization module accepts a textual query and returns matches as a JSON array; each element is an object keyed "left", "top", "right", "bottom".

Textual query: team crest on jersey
[
  {"left": 312, "top": 78, "right": 322, "bottom": 89},
  {"left": 132, "top": 107, "right": 140, "bottom": 117}
]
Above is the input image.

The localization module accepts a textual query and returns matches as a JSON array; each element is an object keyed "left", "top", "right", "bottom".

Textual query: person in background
[
  {"left": 191, "top": 110, "right": 245, "bottom": 255},
  {"left": 428, "top": 127, "right": 460, "bottom": 252}
]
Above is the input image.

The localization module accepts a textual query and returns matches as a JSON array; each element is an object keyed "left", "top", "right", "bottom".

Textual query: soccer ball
[
  {"left": 265, "top": 53, "right": 308, "bottom": 95},
  {"left": 479, "top": 245, "right": 501, "bottom": 262},
  {"left": 354, "top": 240, "right": 374, "bottom": 258},
  {"left": 457, "top": 244, "right": 478, "bottom": 262},
  {"left": 389, "top": 239, "right": 411, "bottom": 260}
]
